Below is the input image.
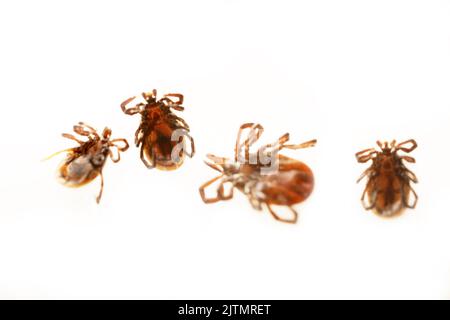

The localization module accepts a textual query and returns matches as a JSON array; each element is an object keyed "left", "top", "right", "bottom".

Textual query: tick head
[
  {"left": 142, "top": 89, "right": 158, "bottom": 104},
  {"left": 102, "top": 127, "right": 112, "bottom": 141},
  {"left": 377, "top": 140, "right": 397, "bottom": 154}
]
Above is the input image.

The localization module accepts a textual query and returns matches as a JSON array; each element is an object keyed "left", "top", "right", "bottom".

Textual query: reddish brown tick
[
  {"left": 356, "top": 139, "right": 418, "bottom": 217},
  {"left": 199, "top": 123, "right": 316, "bottom": 223},
  {"left": 48, "top": 122, "right": 129, "bottom": 203},
  {"left": 120, "top": 89, "right": 195, "bottom": 170}
]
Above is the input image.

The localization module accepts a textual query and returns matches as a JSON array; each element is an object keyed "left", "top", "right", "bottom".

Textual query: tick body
[
  {"left": 50, "top": 122, "right": 129, "bottom": 203},
  {"left": 356, "top": 140, "right": 418, "bottom": 217},
  {"left": 199, "top": 123, "right": 316, "bottom": 224},
  {"left": 120, "top": 89, "right": 195, "bottom": 170}
]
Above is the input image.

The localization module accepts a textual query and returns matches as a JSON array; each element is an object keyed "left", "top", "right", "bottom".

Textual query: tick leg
[
  {"left": 73, "top": 124, "right": 91, "bottom": 137},
  {"left": 96, "top": 171, "right": 104, "bottom": 204},
  {"left": 243, "top": 124, "right": 264, "bottom": 161},
  {"left": 403, "top": 168, "right": 418, "bottom": 183},
  {"left": 204, "top": 154, "right": 226, "bottom": 173},
  {"left": 396, "top": 139, "right": 417, "bottom": 153},
  {"left": 110, "top": 138, "right": 129, "bottom": 152},
  {"left": 361, "top": 185, "right": 376, "bottom": 210},
  {"left": 135, "top": 127, "right": 143, "bottom": 146},
  {"left": 199, "top": 175, "right": 224, "bottom": 203},
  {"left": 74, "top": 122, "right": 99, "bottom": 139},
  {"left": 121, "top": 96, "right": 136, "bottom": 110},
  {"left": 408, "top": 186, "right": 418, "bottom": 208},
  {"left": 283, "top": 139, "right": 317, "bottom": 150},
  {"left": 218, "top": 180, "right": 234, "bottom": 200},
  {"left": 136, "top": 137, "right": 143, "bottom": 149},
  {"left": 357, "top": 168, "right": 373, "bottom": 183},
  {"left": 260, "top": 135, "right": 317, "bottom": 159},
  {"left": 402, "top": 184, "right": 418, "bottom": 209},
  {"left": 78, "top": 122, "right": 96, "bottom": 132},
  {"left": 206, "top": 154, "right": 227, "bottom": 166},
  {"left": 257, "top": 133, "right": 289, "bottom": 157},
  {"left": 162, "top": 100, "right": 184, "bottom": 111},
  {"left": 398, "top": 156, "right": 416, "bottom": 163},
  {"left": 168, "top": 114, "right": 190, "bottom": 130},
  {"left": 178, "top": 118, "right": 190, "bottom": 130},
  {"left": 140, "top": 145, "right": 155, "bottom": 169},
  {"left": 162, "top": 93, "right": 184, "bottom": 110},
  {"left": 184, "top": 133, "right": 195, "bottom": 158},
  {"left": 109, "top": 148, "right": 121, "bottom": 163},
  {"left": 120, "top": 96, "right": 143, "bottom": 115},
  {"left": 164, "top": 93, "right": 183, "bottom": 105},
  {"left": 108, "top": 139, "right": 129, "bottom": 162},
  {"left": 235, "top": 123, "right": 257, "bottom": 161},
  {"left": 235, "top": 123, "right": 264, "bottom": 162},
  {"left": 356, "top": 148, "right": 377, "bottom": 163},
  {"left": 266, "top": 204, "right": 298, "bottom": 224},
  {"left": 62, "top": 133, "right": 84, "bottom": 144},
  {"left": 204, "top": 161, "right": 223, "bottom": 173}
]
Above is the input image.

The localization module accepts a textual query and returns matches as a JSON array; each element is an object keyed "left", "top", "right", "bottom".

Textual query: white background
[{"left": 0, "top": 0, "right": 449, "bottom": 299}]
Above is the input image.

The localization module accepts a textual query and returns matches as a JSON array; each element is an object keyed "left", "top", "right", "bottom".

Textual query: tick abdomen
[
  {"left": 262, "top": 167, "right": 314, "bottom": 206},
  {"left": 368, "top": 174, "right": 406, "bottom": 217},
  {"left": 58, "top": 155, "right": 99, "bottom": 187},
  {"left": 146, "top": 127, "right": 185, "bottom": 170}
]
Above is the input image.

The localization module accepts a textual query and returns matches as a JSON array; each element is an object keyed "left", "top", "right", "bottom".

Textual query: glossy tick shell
[
  {"left": 121, "top": 89, "right": 195, "bottom": 170},
  {"left": 356, "top": 140, "right": 418, "bottom": 217},
  {"left": 260, "top": 155, "right": 314, "bottom": 207},
  {"left": 199, "top": 123, "right": 316, "bottom": 224}
]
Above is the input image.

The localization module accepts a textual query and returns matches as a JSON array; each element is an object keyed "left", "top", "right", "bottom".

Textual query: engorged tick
[{"left": 199, "top": 123, "right": 316, "bottom": 224}]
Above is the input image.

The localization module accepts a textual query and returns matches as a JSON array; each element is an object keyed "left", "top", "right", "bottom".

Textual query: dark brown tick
[
  {"left": 356, "top": 139, "right": 418, "bottom": 217},
  {"left": 199, "top": 123, "right": 316, "bottom": 224},
  {"left": 120, "top": 89, "right": 195, "bottom": 170},
  {"left": 47, "top": 122, "right": 129, "bottom": 203}
]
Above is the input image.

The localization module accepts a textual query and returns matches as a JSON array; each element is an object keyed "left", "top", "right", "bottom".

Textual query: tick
[
  {"left": 356, "top": 139, "right": 418, "bottom": 217},
  {"left": 47, "top": 122, "right": 129, "bottom": 203},
  {"left": 199, "top": 123, "right": 316, "bottom": 223},
  {"left": 120, "top": 89, "right": 195, "bottom": 170}
]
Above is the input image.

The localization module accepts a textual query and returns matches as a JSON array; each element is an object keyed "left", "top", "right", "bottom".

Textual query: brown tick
[
  {"left": 120, "top": 89, "right": 195, "bottom": 170},
  {"left": 47, "top": 122, "right": 129, "bottom": 203},
  {"left": 199, "top": 123, "right": 316, "bottom": 224},
  {"left": 356, "top": 139, "right": 418, "bottom": 217}
]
